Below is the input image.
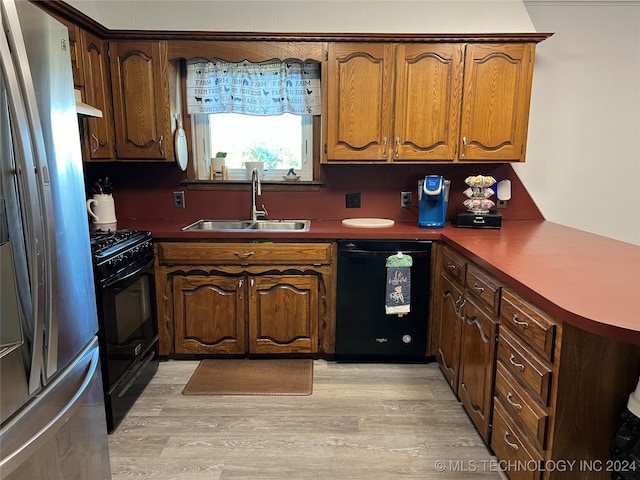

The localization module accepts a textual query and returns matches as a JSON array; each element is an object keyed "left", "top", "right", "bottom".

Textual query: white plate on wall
[{"left": 342, "top": 218, "right": 395, "bottom": 228}]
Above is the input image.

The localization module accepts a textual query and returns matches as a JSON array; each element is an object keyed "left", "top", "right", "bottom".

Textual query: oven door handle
[{"left": 101, "top": 257, "right": 154, "bottom": 289}]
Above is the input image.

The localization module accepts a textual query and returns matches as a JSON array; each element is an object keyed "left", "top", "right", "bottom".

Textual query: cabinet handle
[
  {"left": 466, "top": 316, "right": 489, "bottom": 343},
  {"left": 91, "top": 133, "right": 99, "bottom": 155},
  {"left": 503, "top": 432, "right": 519, "bottom": 451},
  {"left": 446, "top": 263, "right": 457, "bottom": 271},
  {"left": 509, "top": 354, "right": 526, "bottom": 372},
  {"left": 506, "top": 393, "right": 523, "bottom": 411},
  {"left": 512, "top": 314, "right": 529, "bottom": 329},
  {"left": 473, "top": 283, "right": 485, "bottom": 294},
  {"left": 238, "top": 279, "right": 243, "bottom": 288},
  {"left": 455, "top": 297, "right": 466, "bottom": 318},
  {"left": 382, "top": 136, "right": 388, "bottom": 158},
  {"left": 234, "top": 251, "right": 254, "bottom": 258},
  {"left": 461, "top": 136, "right": 466, "bottom": 158},
  {"left": 394, "top": 136, "right": 400, "bottom": 158},
  {"left": 158, "top": 135, "right": 164, "bottom": 155}
]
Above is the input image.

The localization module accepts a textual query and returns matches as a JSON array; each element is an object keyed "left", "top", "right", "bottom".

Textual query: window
[
  {"left": 185, "top": 57, "right": 321, "bottom": 183},
  {"left": 191, "top": 113, "right": 314, "bottom": 181}
]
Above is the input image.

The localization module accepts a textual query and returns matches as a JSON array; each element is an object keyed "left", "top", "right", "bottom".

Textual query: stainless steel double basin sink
[{"left": 182, "top": 219, "right": 310, "bottom": 232}]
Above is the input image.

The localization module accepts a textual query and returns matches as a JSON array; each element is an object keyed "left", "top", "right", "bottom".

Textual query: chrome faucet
[{"left": 251, "top": 167, "right": 268, "bottom": 221}]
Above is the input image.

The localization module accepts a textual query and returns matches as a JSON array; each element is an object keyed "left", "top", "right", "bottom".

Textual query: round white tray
[{"left": 342, "top": 218, "right": 395, "bottom": 228}]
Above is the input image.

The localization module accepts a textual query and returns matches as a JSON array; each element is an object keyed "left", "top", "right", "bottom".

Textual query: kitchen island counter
[{"left": 119, "top": 218, "right": 640, "bottom": 345}]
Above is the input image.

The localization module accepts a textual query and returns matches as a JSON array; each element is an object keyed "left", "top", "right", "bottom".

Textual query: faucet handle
[{"left": 260, "top": 204, "right": 268, "bottom": 218}]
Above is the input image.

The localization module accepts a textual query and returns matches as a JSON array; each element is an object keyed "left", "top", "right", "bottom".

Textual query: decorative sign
[{"left": 186, "top": 58, "right": 321, "bottom": 116}]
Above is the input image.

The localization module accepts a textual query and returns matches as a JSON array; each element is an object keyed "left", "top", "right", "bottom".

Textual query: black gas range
[
  {"left": 89, "top": 228, "right": 158, "bottom": 433},
  {"left": 90, "top": 228, "right": 154, "bottom": 285}
]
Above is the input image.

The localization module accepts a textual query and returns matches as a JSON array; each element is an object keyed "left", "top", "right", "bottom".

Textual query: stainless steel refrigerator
[{"left": 0, "top": 0, "right": 111, "bottom": 478}]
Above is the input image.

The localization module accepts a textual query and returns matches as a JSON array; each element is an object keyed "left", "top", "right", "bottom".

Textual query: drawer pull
[
  {"left": 446, "top": 263, "right": 457, "bottom": 271},
  {"left": 503, "top": 432, "right": 519, "bottom": 451},
  {"left": 506, "top": 393, "right": 523, "bottom": 411},
  {"left": 512, "top": 314, "right": 529, "bottom": 329},
  {"left": 473, "top": 283, "right": 485, "bottom": 293},
  {"left": 234, "top": 251, "right": 255, "bottom": 258},
  {"left": 509, "top": 354, "right": 526, "bottom": 371}
]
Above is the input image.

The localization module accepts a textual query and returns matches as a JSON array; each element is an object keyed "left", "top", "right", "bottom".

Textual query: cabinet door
[
  {"left": 325, "top": 43, "right": 394, "bottom": 162},
  {"left": 81, "top": 31, "right": 116, "bottom": 160},
  {"left": 55, "top": 18, "right": 84, "bottom": 88},
  {"left": 393, "top": 44, "right": 463, "bottom": 162},
  {"left": 173, "top": 275, "right": 246, "bottom": 354},
  {"left": 459, "top": 43, "right": 535, "bottom": 162},
  {"left": 248, "top": 275, "right": 319, "bottom": 354},
  {"left": 109, "top": 41, "right": 173, "bottom": 160},
  {"left": 457, "top": 297, "right": 497, "bottom": 442},
  {"left": 434, "top": 273, "right": 464, "bottom": 390}
]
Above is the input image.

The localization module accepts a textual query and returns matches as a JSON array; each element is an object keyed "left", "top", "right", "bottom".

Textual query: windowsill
[{"left": 184, "top": 179, "right": 324, "bottom": 191}]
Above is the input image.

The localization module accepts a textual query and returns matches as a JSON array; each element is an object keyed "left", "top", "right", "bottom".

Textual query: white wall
[
  {"left": 65, "top": 0, "right": 640, "bottom": 245},
  {"left": 65, "top": 0, "right": 535, "bottom": 33},
  {"left": 521, "top": 1, "right": 640, "bottom": 245}
]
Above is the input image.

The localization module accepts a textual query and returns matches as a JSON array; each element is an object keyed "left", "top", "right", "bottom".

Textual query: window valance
[{"left": 186, "top": 58, "right": 321, "bottom": 116}]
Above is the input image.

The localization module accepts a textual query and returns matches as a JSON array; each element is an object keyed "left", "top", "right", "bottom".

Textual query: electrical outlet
[
  {"left": 497, "top": 199, "right": 508, "bottom": 209},
  {"left": 173, "top": 191, "right": 185, "bottom": 209},
  {"left": 400, "top": 191, "right": 412, "bottom": 208},
  {"left": 345, "top": 192, "right": 361, "bottom": 208}
]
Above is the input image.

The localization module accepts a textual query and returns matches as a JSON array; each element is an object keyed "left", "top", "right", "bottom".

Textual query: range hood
[{"left": 74, "top": 89, "right": 102, "bottom": 117}]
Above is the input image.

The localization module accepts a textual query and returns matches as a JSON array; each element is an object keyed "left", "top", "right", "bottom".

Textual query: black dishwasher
[{"left": 335, "top": 240, "right": 432, "bottom": 361}]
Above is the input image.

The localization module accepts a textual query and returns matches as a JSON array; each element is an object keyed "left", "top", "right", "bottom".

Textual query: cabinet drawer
[
  {"left": 440, "top": 245, "right": 466, "bottom": 285},
  {"left": 491, "top": 399, "right": 543, "bottom": 480},
  {"left": 498, "top": 327, "right": 552, "bottom": 407},
  {"left": 465, "top": 263, "right": 501, "bottom": 315},
  {"left": 158, "top": 242, "right": 333, "bottom": 265},
  {"left": 495, "top": 361, "right": 548, "bottom": 451},
  {"left": 501, "top": 289, "right": 556, "bottom": 362}
]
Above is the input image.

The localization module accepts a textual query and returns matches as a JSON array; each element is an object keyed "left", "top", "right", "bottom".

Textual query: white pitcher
[{"left": 87, "top": 194, "right": 116, "bottom": 228}]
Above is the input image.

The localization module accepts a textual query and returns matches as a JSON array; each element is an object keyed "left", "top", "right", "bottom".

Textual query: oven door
[{"left": 96, "top": 258, "right": 158, "bottom": 389}]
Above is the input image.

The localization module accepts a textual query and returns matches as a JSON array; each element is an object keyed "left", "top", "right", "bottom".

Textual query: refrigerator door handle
[
  {"left": 0, "top": 0, "right": 56, "bottom": 392},
  {"left": 0, "top": 339, "right": 101, "bottom": 478}
]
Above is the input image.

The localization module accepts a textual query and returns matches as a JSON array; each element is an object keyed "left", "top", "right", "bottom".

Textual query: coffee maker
[{"left": 418, "top": 175, "right": 450, "bottom": 228}]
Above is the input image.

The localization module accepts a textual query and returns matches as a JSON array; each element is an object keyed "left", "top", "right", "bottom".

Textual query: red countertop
[{"left": 118, "top": 217, "right": 640, "bottom": 345}]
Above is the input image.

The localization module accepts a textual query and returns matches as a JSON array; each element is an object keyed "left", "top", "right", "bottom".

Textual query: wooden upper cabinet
[
  {"left": 109, "top": 40, "right": 173, "bottom": 161},
  {"left": 56, "top": 18, "right": 84, "bottom": 88},
  {"left": 325, "top": 43, "right": 394, "bottom": 162},
  {"left": 459, "top": 43, "right": 535, "bottom": 162},
  {"left": 393, "top": 44, "right": 463, "bottom": 162},
  {"left": 325, "top": 41, "right": 538, "bottom": 163},
  {"left": 81, "top": 31, "right": 116, "bottom": 160}
]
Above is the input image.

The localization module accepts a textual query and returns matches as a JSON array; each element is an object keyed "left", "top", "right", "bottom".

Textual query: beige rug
[{"left": 182, "top": 359, "right": 313, "bottom": 396}]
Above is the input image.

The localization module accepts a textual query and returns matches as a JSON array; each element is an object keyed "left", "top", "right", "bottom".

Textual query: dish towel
[{"left": 385, "top": 252, "right": 412, "bottom": 315}]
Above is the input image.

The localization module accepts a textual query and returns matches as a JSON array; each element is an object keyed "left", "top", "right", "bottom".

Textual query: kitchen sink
[{"left": 182, "top": 219, "right": 310, "bottom": 232}]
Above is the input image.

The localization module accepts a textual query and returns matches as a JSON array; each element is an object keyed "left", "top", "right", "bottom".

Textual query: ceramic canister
[{"left": 87, "top": 193, "right": 116, "bottom": 228}]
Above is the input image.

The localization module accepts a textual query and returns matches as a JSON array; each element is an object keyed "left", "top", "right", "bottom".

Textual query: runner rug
[{"left": 182, "top": 359, "right": 313, "bottom": 396}]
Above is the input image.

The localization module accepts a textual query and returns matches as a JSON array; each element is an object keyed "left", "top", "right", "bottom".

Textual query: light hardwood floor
[{"left": 108, "top": 360, "right": 505, "bottom": 479}]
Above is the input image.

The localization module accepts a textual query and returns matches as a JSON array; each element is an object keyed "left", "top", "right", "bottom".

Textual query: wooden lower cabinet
[
  {"left": 432, "top": 243, "right": 500, "bottom": 442},
  {"left": 155, "top": 241, "right": 335, "bottom": 357},
  {"left": 458, "top": 296, "right": 497, "bottom": 442},
  {"left": 173, "top": 274, "right": 246, "bottom": 354},
  {"left": 249, "top": 275, "right": 319, "bottom": 354},
  {"left": 434, "top": 273, "right": 464, "bottom": 390},
  {"left": 434, "top": 242, "right": 640, "bottom": 480}
]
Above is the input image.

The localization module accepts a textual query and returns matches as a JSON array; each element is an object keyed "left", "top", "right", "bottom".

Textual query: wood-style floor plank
[{"left": 108, "top": 360, "right": 505, "bottom": 479}]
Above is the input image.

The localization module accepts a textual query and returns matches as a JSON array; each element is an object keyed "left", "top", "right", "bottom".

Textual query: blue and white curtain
[{"left": 186, "top": 58, "right": 321, "bottom": 116}]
